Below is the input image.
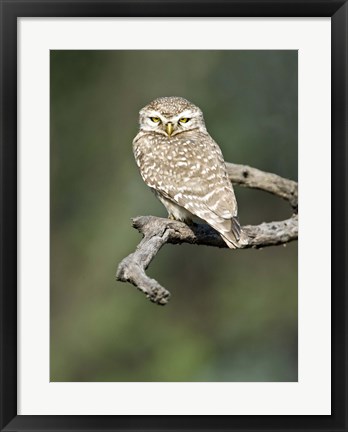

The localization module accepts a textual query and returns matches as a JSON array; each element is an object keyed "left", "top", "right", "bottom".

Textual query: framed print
[{"left": 1, "top": 1, "right": 347, "bottom": 431}]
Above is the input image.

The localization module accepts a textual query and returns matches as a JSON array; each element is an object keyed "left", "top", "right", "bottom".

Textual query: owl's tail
[{"left": 220, "top": 217, "right": 248, "bottom": 249}]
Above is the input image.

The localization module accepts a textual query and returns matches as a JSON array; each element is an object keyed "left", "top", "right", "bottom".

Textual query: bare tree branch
[
  {"left": 116, "top": 163, "right": 298, "bottom": 305},
  {"left": 225, "top": 162, "right": 298, "bottom": 210}
]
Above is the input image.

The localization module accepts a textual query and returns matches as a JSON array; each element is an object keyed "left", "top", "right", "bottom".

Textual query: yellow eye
[
  {"left": 150, "top": 117, "right": 161, "bottom": 123},
  {"left": 179, "top": 117, "right": 190, "bottom": 124}
]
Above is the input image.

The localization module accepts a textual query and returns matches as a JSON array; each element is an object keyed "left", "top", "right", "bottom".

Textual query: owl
[{"left": 133, "top": 96, "right": 243, "bottom": 248}]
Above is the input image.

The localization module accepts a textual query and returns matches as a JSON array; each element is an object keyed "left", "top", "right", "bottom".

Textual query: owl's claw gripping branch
[{"left": 116, "top": 162, "right": 298, "bottom": 305}]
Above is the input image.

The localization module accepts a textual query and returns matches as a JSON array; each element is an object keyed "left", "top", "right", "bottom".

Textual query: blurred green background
[{"left": 50, "top": 50, "right": 298, "bottom": 382}]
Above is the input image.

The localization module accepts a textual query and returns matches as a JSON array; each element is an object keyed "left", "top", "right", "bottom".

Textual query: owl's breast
[
  {"left": 132, "top": 131, "right": 219, "bottom": 193},
  {"left": 134, "top": 132, "right": 187, "bottom": 165}
]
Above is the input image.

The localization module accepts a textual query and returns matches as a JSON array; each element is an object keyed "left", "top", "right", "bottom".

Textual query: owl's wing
[
  {"left": 150, "top": 133, "right": 242, "bottom": 247},
  {"left": 173, "top": 177, "right": 241, "bottom": 247}
]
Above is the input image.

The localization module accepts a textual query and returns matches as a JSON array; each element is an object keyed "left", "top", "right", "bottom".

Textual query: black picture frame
[{"left": 1, "top": 1, "right": 347, "bottom": 431}]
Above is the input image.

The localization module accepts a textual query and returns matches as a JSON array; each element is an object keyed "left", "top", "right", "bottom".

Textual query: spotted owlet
[{"left": 133, "top": 96, "right": 244, "bottom": 248}]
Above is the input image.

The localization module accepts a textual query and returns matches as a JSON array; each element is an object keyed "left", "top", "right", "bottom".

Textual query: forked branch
[{"left": 116, "top": 162, "right": 298, "bottom": 305}]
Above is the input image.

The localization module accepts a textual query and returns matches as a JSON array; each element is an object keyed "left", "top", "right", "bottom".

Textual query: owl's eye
[
  {"left": 150, "top": 117, "right": 161, "bottom": 123},
  {"left": 179, "top": 117, "right": 191, "bottom": 124}
]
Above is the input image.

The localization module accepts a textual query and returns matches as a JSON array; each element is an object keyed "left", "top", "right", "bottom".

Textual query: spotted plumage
[{"left": 133, "top": 96, "right": 244, "bottom": 248}]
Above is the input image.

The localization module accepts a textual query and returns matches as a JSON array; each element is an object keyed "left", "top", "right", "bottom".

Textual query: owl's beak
[{"left": 165, "top": 122, "right": 174, "bottom": 137}]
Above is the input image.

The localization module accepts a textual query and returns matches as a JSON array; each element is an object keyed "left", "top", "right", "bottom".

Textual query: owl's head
[{"left": 139, "top": 96, "right": 206, "bottom": 137}]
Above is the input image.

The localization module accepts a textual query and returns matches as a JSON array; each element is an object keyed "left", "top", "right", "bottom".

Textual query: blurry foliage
[{"left": 50, "top": 50, "right": 297, "bottom": 382}]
